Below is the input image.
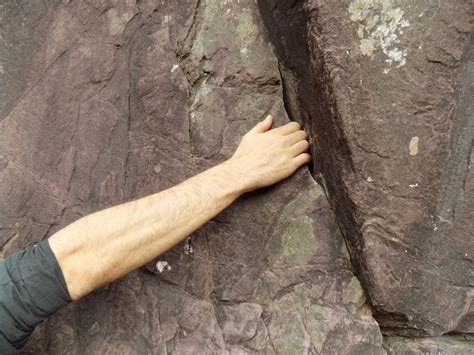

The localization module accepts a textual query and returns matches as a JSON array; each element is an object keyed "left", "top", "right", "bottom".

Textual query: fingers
[
  {"left": 290, "top": 139, "right": 310, "bottom": 156},
  {"left": 273, "top": 121, "right": 301, "bottom": 135},
  {"left": 247, "top": 115, "right": 273, "bottom": 134},
  {"left": 292, "top": 153, "right": 312, "bottom": 168},
  {"left": 286, "top": 130, "right": 308, "bottom": 145}
]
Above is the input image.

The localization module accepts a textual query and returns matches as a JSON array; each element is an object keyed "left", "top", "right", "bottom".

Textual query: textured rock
[
  {"left": 384, "top": 335, "right": 474, "bottom": 355},
  {"left": 258, "top": 0, "right": 474, "bottom": 337},
  {"left": 1, "top": 0, "right": 386, "bottom": 354}
]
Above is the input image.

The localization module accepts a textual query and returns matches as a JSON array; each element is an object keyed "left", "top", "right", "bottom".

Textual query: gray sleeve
[{"left": 0, "top": 240, "right": 72, "bottom": 354}]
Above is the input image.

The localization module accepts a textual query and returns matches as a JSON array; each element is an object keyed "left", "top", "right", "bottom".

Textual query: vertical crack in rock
[
  {"left": 257, "top": 0, "right": 367, "bottom": 295},
  {"left": 258, "top": 1, "right": 389, "bottom": 349},
  {"left": 437, "top": 30, "right": 474, "bottom": 223},
  {"left": 176, "top": 0, "right": 203, "bottom": 172},
  {"left": 123, "top": 13, "right": 144, "bottom": 195}
]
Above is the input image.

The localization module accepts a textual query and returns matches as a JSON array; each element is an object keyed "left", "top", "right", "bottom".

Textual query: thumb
[{"left": 248, "top": 115, "right": 273, "bottom": 134}]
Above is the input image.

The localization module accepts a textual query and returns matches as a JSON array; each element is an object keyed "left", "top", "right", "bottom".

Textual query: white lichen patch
[
  {"left": 171, "top": 64, "right": 179, "bottom": 72},
  {"left": 156, "top": 260, "right": 171, "bottom": 273},
  {"left": 163, "top": 14, "right": 172, "bottom": 24},
  {"left": 184, "top": 237, "right": 194, "bottom": 255},
  {"left": 409, "top": 136, "right": 419, "bottom": 156},
  {"left": 348, "top": 0, "right": 410, "bottom": 71},
  {"left": 153, "top": 164, "right": 162, "bottom": 174}
]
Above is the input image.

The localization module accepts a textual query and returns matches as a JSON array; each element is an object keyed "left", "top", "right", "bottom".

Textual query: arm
[{"left": 48, "top": 115, "right": 311, "bottom": 300}]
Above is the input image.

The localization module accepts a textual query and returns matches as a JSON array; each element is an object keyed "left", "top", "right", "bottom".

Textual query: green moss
[
  {"left": 279, "top": 185, "right": 324, "bottom": 221},
  {"left": 309, "top": 184, "right": 324, "bottom": 198},
  {"left": 305, "top": 305, "right": 336, "bottom": 353},
  {"left": 268, "top": 309, "right": 310, "bottom": 354},
  {"left": 275, "top": 217, "right": 318, "bottom": 266},
  {"left": 343, "top": 276, "right": 366, "bottom": 306},
  {"left": 235, "top": 94, "right": 268, "bottom": 116},
  {"left": 237, "top": 8, "right": 258, "bottom": 44},
  {"left": 270, "top": 284, "right": 321, "bottom": 312},
  {"left": 191, "top": 111, "right": 206, "bottom": 125},
  {"left": 271, "top": 290, "right": 307, "bottom": 312}
]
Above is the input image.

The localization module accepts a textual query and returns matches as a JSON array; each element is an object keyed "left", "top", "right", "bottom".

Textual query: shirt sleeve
[{"left": 0, "top": 239, "right": 72, "bottom": 354}]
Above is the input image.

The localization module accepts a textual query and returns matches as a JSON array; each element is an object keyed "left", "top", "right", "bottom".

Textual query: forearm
[
  {"left": 49, "top": 160, "right": 244, "bottom": 300},
  {"left": 48, "top": 115, "right": 311, "bottom": 301}
]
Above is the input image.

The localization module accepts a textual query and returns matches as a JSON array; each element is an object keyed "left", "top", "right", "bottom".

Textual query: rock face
[
  {"left": 0, "top": 0, "right": 472, "bottom": 353},
  {"left": 258, "top": 0, "right": 473, "bottom": 337},
  {"left": 384, "top": 335, "right": 474, "bottom": 355},
  {"left": 1, "top": 0, "right": 385, "bottom": 354}
]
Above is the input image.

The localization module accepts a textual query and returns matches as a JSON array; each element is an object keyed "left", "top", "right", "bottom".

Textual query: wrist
[
  {"left": 201, "top": 157, "right": 252, "bottom": 199},
  {"left": 213, "top": 158, "right": 248, "bottom": 198},
  {"left": 184, "top": 159, "right": 246, "bottom": 205}
]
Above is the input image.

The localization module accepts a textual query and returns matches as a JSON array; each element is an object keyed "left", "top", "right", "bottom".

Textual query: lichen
[
  {"left": 305, "top": 305, "right": 337, "bottom": 353},
  {"left": 348, "top": 0, "right": 410, "bottom": 72},
  {"left": 237, "top": 8, "right": 258, "bottom": 45},
  {"left": 274, "top": 217, "right": 318, "bottom": 266},
  {"left": 268, "top": 309, "right": 311, "bottom": 354},
  {"left": 270, "top": 284, "right": 321, "bottom": 312},
  {"left": 343, "top": 276, "right": 366, "bottom": 307},
  {"left": 278, "top": 185, "right": 324, "bottom": 220},
  {"left": 409, "top": 136, "right": 419, "bottom": 156},
  {"left": 156, "top": 260, "right": 171, "bottom": 273}
]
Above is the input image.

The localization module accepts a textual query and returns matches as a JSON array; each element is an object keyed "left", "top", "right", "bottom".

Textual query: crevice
[
  {"left": 257, "top": 0, "right": 386, "bottom": 337},
  {"left": 181, "top": 0, "right": 202, "bottom": 52},
  {"left": 277, "top": 62, "right": 315, "bottom": 175},
  {"left": 437, "top": 30, "right": 474, "bottom": 224},
  {"left": 123, "top": 14, "right": 145, "bottom": 197},
  {"left": 174, "top": 0, "right": 205, "bottom": 173},
  {"left": 258, "top": 0, "right": 365, "bottom": 266}
]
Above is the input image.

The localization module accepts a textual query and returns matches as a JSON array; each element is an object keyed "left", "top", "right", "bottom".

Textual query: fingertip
[
  {"left": 298, "top": 152, "right": 312, "bottom": 164},
  {"left": 262, "top": 115, "right": 274, "bottom": 130}
]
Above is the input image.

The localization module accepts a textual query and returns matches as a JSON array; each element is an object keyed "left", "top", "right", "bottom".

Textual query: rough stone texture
[
  {"left": 384, "top": 335, "right": 474, "bottom": 355},
  {"left": 0, "top": 1, "right": 387, "bottom": 354},
  {"left": 258, "top": 0, "right": 474, "bottom": 337}
]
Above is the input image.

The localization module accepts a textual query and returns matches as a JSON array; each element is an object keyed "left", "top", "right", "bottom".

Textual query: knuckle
[
  {"left": 283, "top": 135, "right": 293, "bottom": 144},
  {"left": 285, "top": 121, "right": 299, "bottom": 129}
]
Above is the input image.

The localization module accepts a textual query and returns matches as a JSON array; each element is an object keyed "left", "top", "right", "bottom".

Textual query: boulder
[{"left": 258, "top": 0, "right": 473, "bottom": 336}]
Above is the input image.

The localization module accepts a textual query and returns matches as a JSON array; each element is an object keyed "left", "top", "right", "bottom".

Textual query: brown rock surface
[
  {"left": 384, "top": 335, "right": 474, "bottom": 355},
  {"left": 1, "top": 0, "right": 385, "bottom": 354},
  {"left": 258, "top": 0, "right": 473, "bottom": 337},
  {"left": 1, "top": 0, "right": 473, "bottom": 353}
]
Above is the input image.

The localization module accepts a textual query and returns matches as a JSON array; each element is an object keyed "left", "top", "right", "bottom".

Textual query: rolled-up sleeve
[{"left": 0, "top": 240, "right": 72, "bottom": 354}]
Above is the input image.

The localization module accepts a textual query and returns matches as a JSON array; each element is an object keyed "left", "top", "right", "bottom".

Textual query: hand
[{"left": 225, "top": 115, "right": 311, "bottom": 193}]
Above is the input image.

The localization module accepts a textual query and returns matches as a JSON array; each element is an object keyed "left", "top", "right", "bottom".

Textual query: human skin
[{"left": 48, "top": 115, "right": 311, "bottom": 301}]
